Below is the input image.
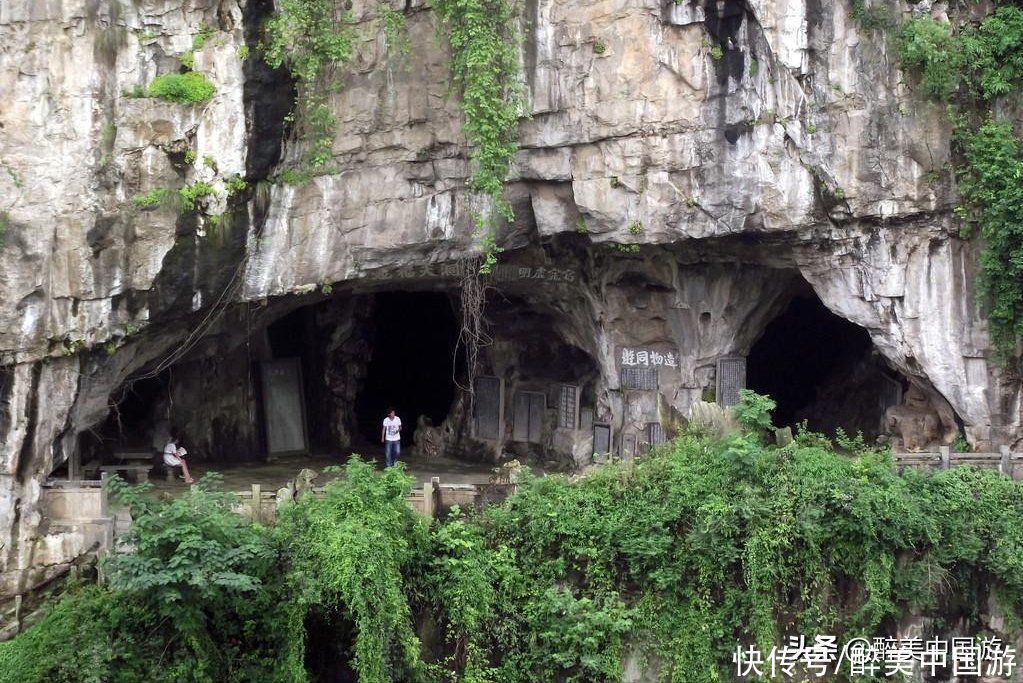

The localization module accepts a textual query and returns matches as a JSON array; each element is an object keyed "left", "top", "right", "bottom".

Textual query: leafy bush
[
  {"left": 147, "top": 71, "right": 216, "bottom": 104},
  {"left": 897, "top": 16, "right": 961, "bottom": 100},
  {"left": 9, "top": 432, "right": 1023, "bottom": 681},
  {"left": 276, "top": 458, "right": 428, "bottom": 683},
  {"left": 179, "top": 181, "right": 216, "bottom": 211},
  {"left": 732, "top": 389, "right": 776, "bottom": 433},
  {"left": 958, "top": 119, "right": 1023, "bottom": 354},
  {"left": 1, "top": 476, "right": 296, "bottom": 683},
  {"left": 0, "top": 584, "right": 155, "bottom": 683},
  {"left": 131, "top": 187, "right": 177, "bottom": 209}
]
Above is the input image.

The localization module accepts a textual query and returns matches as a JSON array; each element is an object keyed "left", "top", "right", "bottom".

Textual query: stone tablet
[
  {"left": 621, "top": 367, "right": 659, "bottom": 391},
  {"left": 647, "top": 422, "right": 666, "bottom": 448},
  {"left": 473, "top": 376, "right": 502, "bottom": 440},
  {"left": 513, "top": 392, "right": 545, "bottom": 443},
  {"left": 260, "top": 358, "right": 309, "bottom": 456},
  {"left": 622, "top": 433, "right": 637, "bottom": 460},
  {"left": 558, "top": 384, "right": 579, "bottom": 429},
  {"left": 716, "top": 356, "right": 746, "bottom": 407},
  {"left": 593, "top": 423, "right": 612, "bottom": 457}
]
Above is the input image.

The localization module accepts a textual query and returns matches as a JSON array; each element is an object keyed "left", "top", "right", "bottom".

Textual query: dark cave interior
[
  {"left": 353, "top": 291, "right": 463, "bottom": 446},
  {"left": 746, "top": 292, "right": 903, "bottom": 437}
]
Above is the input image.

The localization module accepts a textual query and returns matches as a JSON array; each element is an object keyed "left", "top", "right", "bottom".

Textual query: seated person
[{"left": 162, "top": 435, "right": 194, "bottom": 484}]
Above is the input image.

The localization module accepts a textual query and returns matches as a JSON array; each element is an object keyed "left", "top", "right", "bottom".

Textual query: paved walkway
[{"left": 149, "top": 447, "right": 498, "bottom": 495}]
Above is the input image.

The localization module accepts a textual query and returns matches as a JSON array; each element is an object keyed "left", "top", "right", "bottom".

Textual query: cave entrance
[
  {"left": 353, "top": 291, "right": 463, "bottom": 448},
  {"left": 67, "top": 372, "right": 174, "bottom": 479},
  {"left": 746, "top": 289, "right": 904, "bottom": 437}
]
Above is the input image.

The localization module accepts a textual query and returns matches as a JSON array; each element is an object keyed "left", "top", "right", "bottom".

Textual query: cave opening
[
  {"left": 89, "top": 373, "right": 172, "bottom": 455},
  {"left": 746, "top": 290, "right": 902, "bottom": 437},
  {"left": 353, "top": 291, "right": 463, "bottom": 448}
]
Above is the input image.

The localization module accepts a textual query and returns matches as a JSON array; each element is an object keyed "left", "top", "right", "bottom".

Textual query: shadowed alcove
[
  {"left": 353, "top": 291, "right": 463, "bottom": 446},
  {"left": 746, "top": 289, "right": 904, "bottom": 437}
]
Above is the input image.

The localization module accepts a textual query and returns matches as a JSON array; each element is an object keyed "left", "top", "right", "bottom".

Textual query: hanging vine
[
  {"left": 431, "top": 0, "right": 522, "bottom": 403},
  {"left": 263, "top": 0, "right": 356, "bottom": 171},
  {"left": 454, "top": 256, "right": 492, "bottom": 408},
  {"left": 895, "top": 5, "right": 1023, "bottom": 358},
  {"left": 431, "top": 0, "right": 523, "bottom": 274}
]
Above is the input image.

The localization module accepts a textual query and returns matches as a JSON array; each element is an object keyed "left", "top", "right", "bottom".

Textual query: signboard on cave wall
[
  {"left": 618, "top": 347, "right": 680, "bottom": 369},
  {"left": 617, "top": 346, "right": 679, "bottom": 390}
]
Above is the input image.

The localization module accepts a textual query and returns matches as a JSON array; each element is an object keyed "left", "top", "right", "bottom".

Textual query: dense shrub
[
  {"left": 5, "top": 398, "right": 1023, "bottom": 682},
  {"left": 147, "top": 71, "right": 216, "bottom": 104}
]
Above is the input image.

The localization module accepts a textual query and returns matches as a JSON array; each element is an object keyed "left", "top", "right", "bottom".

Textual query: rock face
[{"left": 0, "top": 0, "right": 1021, "bottom": 627}]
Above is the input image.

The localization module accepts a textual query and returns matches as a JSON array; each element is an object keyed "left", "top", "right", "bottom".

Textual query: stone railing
[
  {"left": 892, "top": 446, "right": 1023, "bottom": 480},
  {"left": 231, "top": 477, "right": 516, "bottom": 523}
]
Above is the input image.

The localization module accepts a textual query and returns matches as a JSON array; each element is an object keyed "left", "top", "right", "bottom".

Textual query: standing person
[
  {"left": 163, "top": 434, "right": 194, "bottom": 484},
  {"left": 381, "top": 408, "right": 402, "bottom": 467}
]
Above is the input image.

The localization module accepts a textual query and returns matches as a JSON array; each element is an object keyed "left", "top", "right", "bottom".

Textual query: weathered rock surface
[{"left": 0, "top": 0, "right": 1021, "bottom": 626}]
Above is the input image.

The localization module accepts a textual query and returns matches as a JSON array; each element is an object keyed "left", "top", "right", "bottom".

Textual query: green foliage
[
  {"left": 0, "top": 211, "right": 9, "bottom": 247},
  {"left": 264, "top": 0, "right": 355, "bottom": 169},
  {"left": 0, "top": 584, "right": 156, "bottom": 683},
  {"left": 179, "top": 181, "right": 216, "bottom": 211},
  {"left": 10, "top": 438, "right": 1023, "bottom": 681},
  {"left": 896, "top": 6, "right": 1023, "bottom": 355},
  {"left": 897, "top": 16, "right": 961, "bottom": 100},
  {"left": 237, "top": 44, "right": 250, "bottom": 60},
  {"left": 380, "top": 6, "right": 410, "bottom": 57},
  {"left": 131, "top": 187, "right": 177, "bottom": 209},
  {"left": 709, "top": 44, "right": 724, "bottom": 61},
  {"left": 732, "top": 389, "right": 776, "bottom": 433},
  {"left": 967, "top": 6, "right": 1023, "bottom": 99},
  {"left": 277, "top": 458, "right": 428, "bottom": 683},
  {"left": 147, "top": 71, "right": 216, "bottom": 103},
  {"left": 1, "top": 479, "right": 297, "bottom": 683},
  {"left": 627, "top": 220, "right": 643, "bottom": 235},
  {"left": 430, "top": 0, "right": 522, "bottom": 272},
  {"left": 184, "top": 149, "right": 196, "bottom": 164},
  {"left": 132, "top": 182, "right": 216, "bottom": 213},
  {"left": 276, "top": 167, "right": 312, "bottom": 185},
  {"left": 224, "top": 174, "right": 248, "bottom": 194},
  {"left": 593, "top": 39, "right": 608, "bottom": 55},
  {"left": 611, "top": 243, "right": 641, "bottom": 254},
  {"left": 849, "top": 0, "right": 895, "bottom": 33},
  {"left": 952, "top": 431, "right": 971, "bottom": 452},
  {"left": 104, "top": 474, "right": 273, "bottom": 615},
  {"left": 897, "top": 8, "right": 1023, "bottom": 102},
  {"left": 957, "top": 119, "right": 1023, "bottom": 354},
  {"left": 192, "top": 24, "right": 215, "bottom": 51}
]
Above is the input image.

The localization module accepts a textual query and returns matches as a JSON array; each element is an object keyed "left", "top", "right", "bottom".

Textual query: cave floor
[{"left": 147, "top": 443, "right": 500, "bottom": 495}]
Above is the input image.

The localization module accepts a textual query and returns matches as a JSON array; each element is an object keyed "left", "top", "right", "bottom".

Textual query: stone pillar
[{"left": 251, "top": 484, "right": 261, "bottom": 522}]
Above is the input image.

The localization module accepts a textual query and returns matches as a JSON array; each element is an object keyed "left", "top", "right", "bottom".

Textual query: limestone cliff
[{"left": 0, "top": 0, "right": 1020, "bottom": 626}]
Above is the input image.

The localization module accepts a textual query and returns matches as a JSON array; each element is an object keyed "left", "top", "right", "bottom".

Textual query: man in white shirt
[
  {"left": 163, "top": 435, "right": 194, "bottom": 484},
  {"left": 381, "top": 408, "right": 402, "bottom": 467}
]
